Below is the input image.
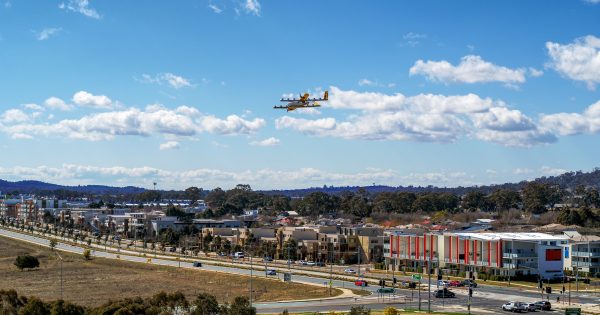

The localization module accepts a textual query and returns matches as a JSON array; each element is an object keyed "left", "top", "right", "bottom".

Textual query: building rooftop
[{"left": 452, "top": 232, "right": 568, "bottom": 241}]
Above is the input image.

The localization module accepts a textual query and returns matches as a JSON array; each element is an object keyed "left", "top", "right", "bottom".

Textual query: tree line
[{"left": 0, "top": 289, "right": 255, "bottom": 315}]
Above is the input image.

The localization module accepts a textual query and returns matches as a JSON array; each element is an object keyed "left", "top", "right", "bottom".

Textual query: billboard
[{"left": 546, "top": 249, "right": 562, "bottom": 261}]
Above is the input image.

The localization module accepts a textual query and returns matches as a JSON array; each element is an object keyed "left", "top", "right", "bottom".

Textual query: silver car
[{"left": 502, "top": 301, "right": 527, "bottom": 312}]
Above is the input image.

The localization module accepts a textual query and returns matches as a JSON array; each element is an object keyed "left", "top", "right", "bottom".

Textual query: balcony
[
  {"left": 503, "top": 252, "right": 537, "bottom": 259},
  {"left": 571, "top": 251, "right": 600, "bottom": 257}
]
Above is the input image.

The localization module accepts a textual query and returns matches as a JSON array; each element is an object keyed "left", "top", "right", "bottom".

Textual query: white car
[
  {"left": 344, "top": 268, "right": 356, "bottom": 274},
  {"left": 306, "top": 261, "right": 316, "bottom": 266},
  {"left": 437, "top": 280, "right": 449, "bottom": 287},
  {"left": 525, "top": 303, "right": 536, "bottom": 312},
  {"left": 502, "top": 301, "right": 526, "bottom": 312}
]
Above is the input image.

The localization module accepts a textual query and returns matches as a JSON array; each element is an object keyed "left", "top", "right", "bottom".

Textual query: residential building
[{"left": 562, "top": 231, "right": 600, "bottom": 277}]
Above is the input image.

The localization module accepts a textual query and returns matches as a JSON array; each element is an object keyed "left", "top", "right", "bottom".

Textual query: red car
[
  {"left": 355, "top": 280, "right": 368, "bottom": 287},
  {"left": 448, "top": 280, "right": 461, "bottom": 287}
]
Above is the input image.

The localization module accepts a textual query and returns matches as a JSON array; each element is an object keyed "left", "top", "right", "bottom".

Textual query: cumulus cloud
[
  {"left": 0, "top": 164, "right": 481, "bottom": 190},
  {"left": 250, "top": 137, "right": 280, "bottom": 146},
  {"left": 546, "top": 35, "right": 600, "bottom": 89},
  {"left": 276, "top": 87, "right": 556, "bottom": 147},
  {"left": 36, "top": 27, "right": 61, "bottom": 41},
  {"left": 0, "top": 105, "right": 265, "bottom": 141},
  {"left": 138, "top": 73, "right": 194, "bottom": 89},
  {"left": 243, "top": 0, "right": 260, "bottom": 15},
  {"left": 541, "top": 100, "right": 600, "bottom": 135},
  {"left": 159, "top": 141, "right": 180, "bottom": 150},
  {"left": 409, "top": 55, "right": 527, "bottom": 85},
  {"left": 44, "top": 97, "right": 73, "bottom": 111},
  {"left": 0, "top": 109, "right": 30, "bottom": 124},
  {"left": 22, "top": 104, "right": 44, "bottom": 111},
  {"left": 59, "top": 0, "right": 101, "bottom": 19},
  {"left": 72, "top": 91, "right": 113, "bottom": 109}
]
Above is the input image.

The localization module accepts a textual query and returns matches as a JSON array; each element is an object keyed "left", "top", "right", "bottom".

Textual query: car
[
  {"left": 298, "top": 260, "right": 307, "bottom": 265},
  {"left": 448, "top": 280, "right": 462, "bottom": 287},
  {"left": 315, "top": 261, "right": 325, "bottom": 267},
  {"left": 434, "top": 289, "right": 455, "bottom": 298},
  {"left": 218, "top": 252, "right": 227, "bottom": 257},
  {"left": 344, "top": 268, "right": 356, "bottom": 274},
  {"left": 233, "top": 252, "right": 245, "bottom": 259},
  {"left": 306, "top": 261, "right": 316, "bottom": 266},
  {"left": 192, "top": 261, "right": 202, "bottom": 267},
  {"left": 502, "top": 302, "right": 526, "bottom": 312},
  {"left": 263, "top": 257, "right": 273, "bottom": 262},
  {"left": 355, "top": 280, "right": 368, "bottom": 287},
  {"left": 533, "top": 301, "right": 551, "bottom": 311},
  {"left": 286, "top": 259, "right": 295, "bottom": 265},
  {"left": 168, "top": 247, "right": 177, "bottom": 252},
  {"left": 266, "top": 269, "right": 277, "bottom": 276},
  {"left": 525, "top": 303, "right": 537, "bottom": 312},
  {"left": 462, "top": 279, "right": 478, "bottom": 288},
  {"left": 437, "top": 280, "right": 449, "bottom": 287}
]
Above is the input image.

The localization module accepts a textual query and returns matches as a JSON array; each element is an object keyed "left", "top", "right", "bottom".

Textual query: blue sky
[{"left": 0, "top": 0, "right": 600, "bottom": 190}]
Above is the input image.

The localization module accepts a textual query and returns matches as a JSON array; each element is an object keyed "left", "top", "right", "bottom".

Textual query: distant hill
[
  {"left": 263, "top": 168, "right": 600, "bottom": 197},
  {"left": 2, "top": 167, "right": 600, "bottom": 197},
  {"left": 0, "top": 179, "right": 145, "bottom": 195}
]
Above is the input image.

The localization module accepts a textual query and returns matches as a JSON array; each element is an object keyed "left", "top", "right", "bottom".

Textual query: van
[{"left": 233, "top": 252, "right": 245, "bottom": 259}]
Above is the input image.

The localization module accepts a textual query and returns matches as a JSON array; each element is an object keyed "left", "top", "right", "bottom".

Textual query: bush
[
  {"left": 14, "top": 255, "right": 40, "bottom": 271},
  {"left": 383, "top": 306, "right": 398, "bottom": 315},
  {"left": 349, "top": 305, "right": 371, "bottom": 315},
  {"left": 82, "top": 249, "right": 91, "bottom": 260}
]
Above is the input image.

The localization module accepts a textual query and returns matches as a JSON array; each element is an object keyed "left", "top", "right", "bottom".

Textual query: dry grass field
[{"left": 0, "top": 236, "right": 341, "bottom": 307}]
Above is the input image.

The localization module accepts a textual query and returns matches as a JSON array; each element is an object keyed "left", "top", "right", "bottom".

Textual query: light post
[{"left": 55, "top": 251, "right": 63, "bottom": 300}]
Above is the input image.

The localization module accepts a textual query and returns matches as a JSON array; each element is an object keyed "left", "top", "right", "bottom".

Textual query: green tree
[
  {"left": 227, "top": 296, "right": 256, "bottom": 315},
  {"left": 18, "top": 297, "right": 49, "bottom": 315},
  {"left": 489, "top": 189, "right": 521, "bottom": 212},
  {"left": 282, "top": 239, "right": 298, "bottom": 260},
  {"left": 49, "top": 300, "right": 86, "bottom": 315},
  {"left": 14, "top": 255, "right": 40, "bottom": 271},
  {"left": 462, "top": 191, "right": 487, "bottom": 211},
  {"left": 349, "top": 305, "right": 371, "bottom": 315},
  {"left": 83, "top": 249, "right": 91, "bottom": 260},
  {"left": 557, "top": 208, "right": 583, "bottom": 226},
  {"left": 49, "top": 239, "right": 57, "bottom": 251},
  {"left": 522, "top": 182, "right": 560, "bottom": 214},
  {"left": 185, "top": 186, "right": 203, "bottom": 204},
  {"left": 191, "top": 293, "right": 221, "bottom": 315}
]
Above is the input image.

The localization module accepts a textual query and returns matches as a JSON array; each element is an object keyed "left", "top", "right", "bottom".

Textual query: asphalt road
[{"left": 1, "top": 227, "right": 598, "bottom": 314}]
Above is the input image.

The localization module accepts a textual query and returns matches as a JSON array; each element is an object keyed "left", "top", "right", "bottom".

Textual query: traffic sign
[
  {"left": 412, "top": 274, "right": 422, "bottom": 280},
  {"left": 565, "top": 308, "right": 581, "bottom": 315}
]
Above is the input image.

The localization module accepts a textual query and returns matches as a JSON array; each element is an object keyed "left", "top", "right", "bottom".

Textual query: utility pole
[
  {"left": 55, "top": 252, "right": 63, "bottom": 300},
  {"left": 428, "top": 261, "right": 431, "bottom": 313},
  {"left": 249, "top": 244, "right": 253, "bottom": 307}
]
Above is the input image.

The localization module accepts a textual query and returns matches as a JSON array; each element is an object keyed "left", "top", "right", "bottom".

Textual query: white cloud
[
  {"left": 410, "top": 55, "right": 527, "bottom": 85},
  {"left": 243, "top": 0, "right": 260, "bottom": 16},
  {"left": 208, "top": 4, "right": 223, "bottom": 13},
  {"left": 0, "top": 105, "right": 265, "bottom": 141},
  {"left": 36, "top": 27, "right": 61, "bottom": 41},
  {"left": 584, "top": 0, "right": 600, "bottom": 4},
  {"left": 138, "top": 73, "right": 194, "bottom": 89},
  {"left": 540, "top": 166, "right": 567, "bottom": 176},
  {"left": 159, "top": 141, "right": 180, "bottom": 150},
  {"left": 44, "top": 97, "right": 73, "bottom": 111},
  {"left": 22, "top": 104, "right": 45, "bottom": 111},
  {"left": 0, "top": 164, "right": 481, "bottom": 190},
  {"left": 59, "top": 0, "right": 101, "bottom": 19},
  {"left": 0, "top": 109, "right": 30, "bottom": 123},
  {"left": 528, "top": 67, "right": 544, "bottom": 77},
  {"left": 250, "top": 137, "right": 280, "bottom": 146},
  {"left": 540, "top": 100, "right": 600, "bottom": 135},
  {"left": 277, "top": 87, "right": 556, "bottom": 147},
  {"left": 402, "top": 32, "right": 426, "bottom": 47},
  {"left": 358, "top": 79, "right": 376, "bottom": 86},
  {"left": 546, "top": 35, "right": 600, "bottom": 89},
  {"left": 72, "top": 91, "right": 113, "bottom": 109}
]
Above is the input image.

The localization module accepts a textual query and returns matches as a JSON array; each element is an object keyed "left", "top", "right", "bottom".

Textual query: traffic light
[
  {"left": 437, "top": 274, "right": 442, "bottom": 281},
  {"left": 538, "top": 280, "right": 543, "bottom": 289},
  {"left": 468, "top": 288, "right": 473, "bottom": 297},
  {"left": 409, "top": 282, "right": 416, "bottom": 289},
  {"left": 379, "top": 279, "right": 384, "bottom": 287},
  {"left": 382, "top": 280, "right": 386, "bottom": 287},
  {"left": 546, "top": 287, "right": 552, "bottom": 294},
  {"left": 393, "top": 277, "right": 397, "bottom": 284}
]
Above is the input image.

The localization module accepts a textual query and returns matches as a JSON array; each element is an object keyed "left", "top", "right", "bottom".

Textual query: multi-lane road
[{"left": 1, "top": 227, "right": 597, "bottom": 314}]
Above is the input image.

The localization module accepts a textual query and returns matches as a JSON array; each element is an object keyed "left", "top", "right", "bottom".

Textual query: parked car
[
  {"left": 502, "top": 302, "right": 526, "bottom": 312},
  {"left": 448, "top": 280, "right": 461, "bottom": 287},
  {"left": 315, "top": 261, "right": 325, "bottom": 267},
  {"left": 355, "top": 280, "right": 368, "bottom": 287},
  {"left": 298, "top": 260, "right": 307, "bottom": 265},
  {"left": 525, "top": 303, "right": 537, "bottom": 312},
  {"left": 266, "top": 269, "right": 277, "bottom": 276},
  {"left": 437, "top": 280, "right": 449, "bottom": 287},
  {"left": 533, "top": 301, "right": 551, "bottom": 311},
  {"left": 233, "top": 252, "right": 245, "bottom": 259},
  {"left": 286, "top": 259, "right": 295, "bottom": 265},
  {"left": 218, "top": 252, "right": 227, "bottom": 257},
  {"left": 434, "top": 289, "right": 455, "bottom": 298},
  {"left": 462, "top": 279, "right": 478, "bottom": 288},
  {"left": 192, "top": 261, "right": 202, "bottom": 267},
  {"left": 306, "top": 261, "right": 316, "bottom": 266},
  {"left": 344, "top": 268, "right": 356, "bottom": 274},
  {"left": 263, "top": 257, "right": 273, "bottom": 262}
]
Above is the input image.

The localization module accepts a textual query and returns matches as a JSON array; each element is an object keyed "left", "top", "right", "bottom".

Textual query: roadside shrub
[
  {"left": 82, "top": 249, "right": 91, "bottom": 260},
  {"left": 383, "top": 306, "right": 398, "bottom": 315},
  {"left": 349, "top": 305, "right": 371, "bottom": 315},
  {"left": 14, "top": 255, "right": 39, "bottom": 271}
]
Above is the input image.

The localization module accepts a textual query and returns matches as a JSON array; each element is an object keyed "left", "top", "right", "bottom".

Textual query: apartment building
[
  {"left": 384, "top": 231, "right": 568, "bottom": 280},
  {"left": 562, "top": 231, "right": 600, "bottom": 277}
]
